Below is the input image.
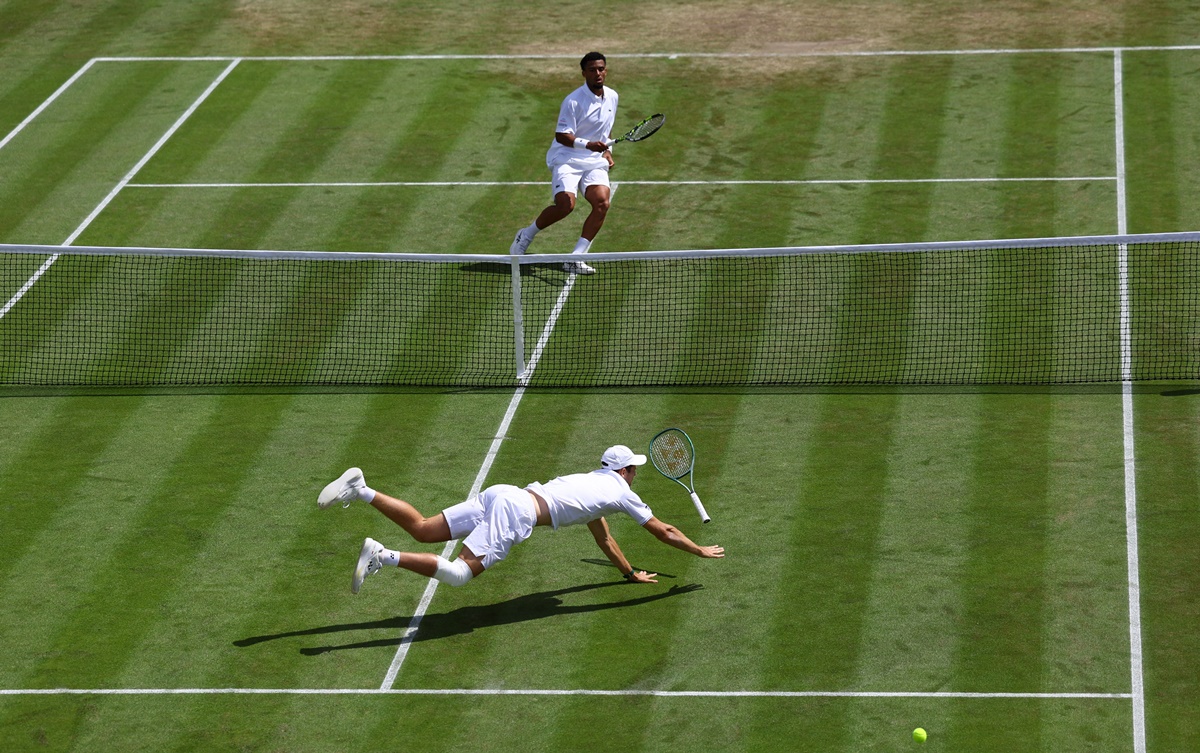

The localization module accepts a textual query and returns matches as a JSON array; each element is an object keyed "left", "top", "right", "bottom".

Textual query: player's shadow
[
  {"left": 459, "top": 261, "right": 568, "bottom": 287},
  {"left": 233, "top": 581, "right": 701, "bottom": 655}
]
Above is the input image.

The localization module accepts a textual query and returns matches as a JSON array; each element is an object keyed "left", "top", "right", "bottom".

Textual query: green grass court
[{"left": 4, "top": 2, "right": 1200, "bottom": 751}]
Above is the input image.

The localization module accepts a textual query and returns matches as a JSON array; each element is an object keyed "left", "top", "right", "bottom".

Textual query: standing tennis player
[
  {"left": 317, "top": 444, "right": 724, "bottom": 593},
  {"left": 508, "top": 51, "right": 618, "bottom": 275}
]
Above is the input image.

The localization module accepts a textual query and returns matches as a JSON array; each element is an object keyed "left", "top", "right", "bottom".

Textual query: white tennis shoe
[
  {"left": 352, "top": 537, "right": 385, "bottom": 594},
  {"left": 563, "top": 260, "right": 596, "bottom": 275},
  {"left": 317, "top": 467, "right": 367, "bottom": 509},
  {"left": 509, "top": 228, "right": 533, "bottom": 255}
]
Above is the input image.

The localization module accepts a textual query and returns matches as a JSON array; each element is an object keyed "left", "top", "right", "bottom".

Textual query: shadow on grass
[
  {"left": 459, "top": 261, "right": 569, "bottom": 286},
  {"left": 233, "top": 581, "right": 702, "bottom": 655}
]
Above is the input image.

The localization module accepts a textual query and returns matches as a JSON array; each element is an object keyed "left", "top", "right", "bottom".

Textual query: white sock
[
  {"left": 525, "top": 221, "right": 541, "bottom": 238},
  {"left": 358, "top": 485, "right": 377, "bottom": 503},
  {"left": 380, "top": 548, "right": 401, "bottom": 567},
  {"left": 572, "top": 237, "right": 592, "bottom": 254}
]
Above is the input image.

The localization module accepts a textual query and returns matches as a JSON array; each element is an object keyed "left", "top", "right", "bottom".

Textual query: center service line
[{"left": 378, "top": 185, "right": 616, "bottom": 689}]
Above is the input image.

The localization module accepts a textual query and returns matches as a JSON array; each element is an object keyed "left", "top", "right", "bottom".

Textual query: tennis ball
[{"left": 913, "top": 727, "right": 928, "bottom": 743}]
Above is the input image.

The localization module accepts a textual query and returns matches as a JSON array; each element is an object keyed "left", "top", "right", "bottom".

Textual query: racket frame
[{"left": 649, "top": 428, "right": 711, "bottom": 523}]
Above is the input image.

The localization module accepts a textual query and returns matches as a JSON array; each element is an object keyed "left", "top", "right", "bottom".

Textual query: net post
[{"left": 510, "top": 254, "right": 526, "bottom": 381}]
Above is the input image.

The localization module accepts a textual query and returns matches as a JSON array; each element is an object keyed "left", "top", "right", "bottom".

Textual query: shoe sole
[
  {"left": 317, "top": 467, "right": 363, "bottom": 509},
  {"left": 352, "top": 537, "right": 381, "bottom": 594}
]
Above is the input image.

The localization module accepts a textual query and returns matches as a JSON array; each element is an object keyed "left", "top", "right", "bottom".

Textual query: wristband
[
  {"left": 623, "top": 568, "right": 637, "bottom": 581},
  {"left": 574, "top": 137, "right": 590, "bottom": 150}
]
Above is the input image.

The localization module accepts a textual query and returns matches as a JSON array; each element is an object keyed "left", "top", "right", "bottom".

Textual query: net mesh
[{"left": 0, "top": 234, "right": 1196, "bottom": 387}]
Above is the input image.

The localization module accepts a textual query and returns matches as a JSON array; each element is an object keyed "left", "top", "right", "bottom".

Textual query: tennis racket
[
  {"left": 649, "top": 428, "right": 711, "bottom": 523},
  {"left": 605, "top": 113, "right": 665, "bottom": 147}
]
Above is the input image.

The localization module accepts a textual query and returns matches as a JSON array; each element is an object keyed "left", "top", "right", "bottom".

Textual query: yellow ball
[{"left": 913, "top": 728, "right": 928, "bottom": 743}]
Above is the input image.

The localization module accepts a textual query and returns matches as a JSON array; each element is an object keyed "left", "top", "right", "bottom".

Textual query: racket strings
[
  {"left": 627, "top": 114, "right": 665, "bottom": 141},
  {"left": 650, "top": 431, "right": 691, "bottom": 478}
]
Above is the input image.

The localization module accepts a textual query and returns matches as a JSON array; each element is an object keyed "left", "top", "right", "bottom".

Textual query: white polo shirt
[
  {"left": 545, "top": 84, "right": 618, "bottom": 170},
  {"left": 527, "top": 468, "right": 653, "bottom": 530}
]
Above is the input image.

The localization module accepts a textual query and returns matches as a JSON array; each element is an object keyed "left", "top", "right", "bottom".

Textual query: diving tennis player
[{"left": 317, "top": 445, "right": 724, "bottom": 592}]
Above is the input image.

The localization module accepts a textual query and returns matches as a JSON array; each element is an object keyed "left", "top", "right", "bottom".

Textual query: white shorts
[
  {"left": 442, "top": 485, "right": 536, "bottom": 569},
  {"left": 551, "top": 163, "right": 610, "bottom": 198}
]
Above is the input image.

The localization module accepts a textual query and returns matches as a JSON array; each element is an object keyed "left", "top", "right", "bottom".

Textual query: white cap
[{"left": 601, "top": 444, "right": 647, "bottom": 470}]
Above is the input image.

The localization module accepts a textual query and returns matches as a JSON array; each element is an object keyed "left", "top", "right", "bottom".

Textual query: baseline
[
  {"left": 85, "top": 44, "right": 1200, "bottom": 62},
  {"left": 0, "top": 687, "right": 1132, "bottom": 699}
]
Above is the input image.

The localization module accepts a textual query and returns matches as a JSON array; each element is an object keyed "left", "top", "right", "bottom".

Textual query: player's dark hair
[{"left": 580, "top": 51, "right": 606, "bottom": 71}]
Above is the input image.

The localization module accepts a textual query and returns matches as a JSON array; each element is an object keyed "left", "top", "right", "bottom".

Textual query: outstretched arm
[
  {"left": 587, "top": 518, "right": 659, "bottom": 584},
  {"left": 642, "top": 517, "right": 725, "bottom": 559}
]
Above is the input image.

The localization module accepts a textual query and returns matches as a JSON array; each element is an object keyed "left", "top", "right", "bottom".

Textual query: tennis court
[{"left": 2, "top": 5, "right": 1200, "bottom": 751}]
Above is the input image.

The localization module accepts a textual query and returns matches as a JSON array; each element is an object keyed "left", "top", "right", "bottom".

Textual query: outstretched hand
[
  {"left": 628, "top": 570, "right": 659, "bottom": 584},
  {"left": 698, "top": 545, "right": 725, "bottom": 558}
]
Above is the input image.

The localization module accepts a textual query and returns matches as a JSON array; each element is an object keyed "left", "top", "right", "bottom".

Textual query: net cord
[{"left": 3, "top": 230, "right": 1200, "bottom": 265}]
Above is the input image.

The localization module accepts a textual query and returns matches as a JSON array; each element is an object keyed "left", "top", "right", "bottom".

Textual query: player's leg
[
  {"left": 319, "top": 467, "right": 463, "bottom": 544},
  {"left": 579, "top": 182, "right": 612, "bottom": 242},
  {"left": 369, "top": 492, "right": 452, "bottom": 543},
  {"left": 351, "top": 494, "right": 497, "bottom": 593},
  {"left": 510, "top": 165, "right": 582, "bottom": 254},
  {"left": 563, "top": 170, "right": 611, "bottom": 274},
  {"left": 317, "top": 467, "right": 454, "bottom": 543}
]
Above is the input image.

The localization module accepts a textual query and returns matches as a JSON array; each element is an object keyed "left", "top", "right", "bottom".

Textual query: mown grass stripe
[
  {"left": 1130, "top": 392, "right": 1200, "bottom": 752},
  {"left": 67, "top": 64, "right": 404, "bottom": 384},
  {"left": 0, "top": 396, "right": 219, "bottom": 688},
  {"left": 6, "top": 396, "right": 296, "bottom": 690},
  {"left": 947, "top": 396, "right": 1055, "bottom": 745},
  {"left": 0, "top": 59, "right": 95, "bottom": 155},
  {"left": 0, "top": 62, "right": 187, "bottom": 244},
  {"left": 0, "top": 0, "right": 148, "bottom": 133},
  {"left": 1039, "top": 396, "right": 1129, "bottom": 691},
  {"left": 1124, "top": 50, "right": 1200, "bottom": 237},
  {"left": 756, "top": 394, "right": 899, "bottom": 751},
  {"left": 62, "top": 394, "right": 458, "bottom": 751},
  {"left": 851, "top": 395, "right": 976, "bottom": 692},
  {"left": 1122, "top": 51, "right": 1178, "bottom": 233},
  {"left": 0, "top": 397, "right": 147, "bottom": 588},
  {"left": 666, "top": 82, "right": 829, "bottom": 383}
]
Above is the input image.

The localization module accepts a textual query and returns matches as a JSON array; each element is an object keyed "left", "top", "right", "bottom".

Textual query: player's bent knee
[{"left": 433, "top": 556, "right": 474, "bottom": 586}]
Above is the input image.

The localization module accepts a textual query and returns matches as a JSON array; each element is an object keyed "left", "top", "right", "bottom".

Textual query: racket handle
[{"left": 690, "top": 492, "right": 711, "bottom": 524}]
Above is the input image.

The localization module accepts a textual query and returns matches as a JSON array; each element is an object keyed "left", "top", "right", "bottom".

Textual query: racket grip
[{"left": 690, "top": 492, "right": 711, "bottom": 524}]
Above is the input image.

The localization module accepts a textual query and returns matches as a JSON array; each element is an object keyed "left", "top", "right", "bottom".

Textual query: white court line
[
  {"left": 60, "top": 59, "right": 241, "bottom": 247},
  {"left": 0, "top": 59, "right": 241, "bottom": 323},
  {"left": 378, "top": 184, "right": 607, "bottom": 689},
  {"left": 124, "top": 177, "right": 1114, "bottom": 189},
  {"left": 377, "top": 385, "right": 522, "bottom": 690},
  {"left": 0, "top": 687, "right": 1132, "bottom": 699},
  {"left": 85, "top": 44, "right": 1200, "bottom": 62},
  {"left": 0, "top": 59, "right": 97, "bottom": 153},
  {"left": 1113, "top": 49, "right": 1148, "bottom": 753}
]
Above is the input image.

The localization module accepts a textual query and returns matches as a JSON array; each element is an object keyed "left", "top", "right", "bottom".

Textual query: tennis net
[{"left": 0, "top": 233, "right": 1196, "bottom": 387}]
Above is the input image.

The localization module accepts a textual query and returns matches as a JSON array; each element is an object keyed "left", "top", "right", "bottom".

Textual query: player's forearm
[
  {"left": 656, "top": 525, "right": 703, "bottom": 556},
  {"left": 596, "top": 536, "right": 632, "bottom": 572}
]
